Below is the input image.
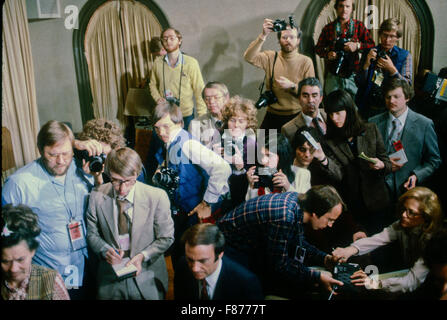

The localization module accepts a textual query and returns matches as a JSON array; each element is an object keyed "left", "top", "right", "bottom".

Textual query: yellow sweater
[
  {"left": 149, "top": 53, "right": 207, "bottom": 118},
  {"left": 244, "top": 35, "right": 315, "bottom": 116}
]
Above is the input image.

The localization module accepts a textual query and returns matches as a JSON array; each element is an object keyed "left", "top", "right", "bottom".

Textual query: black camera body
[
  {"left": 255, "top": 90, "right": 278, "bottom": 109},
  {"left": 270, "top": 15, "right": 296, "bottom": 32},
  {"left": 254, "top": 166, "right": 277, "bottom": 190},
  {"left": 166, "top": 96, "right": 180, "bottom": 106},
  {"left": 376, "top": 49, "right": 388, "bottom": 60},
  {"left": 152, "top": 167, "right": 179, "bottom": 196},
  {"left": 74, "top": 149, "right": 106, "bottom": 173},
  {"left": 333, "top": 37, "right": 351, "bottom": 75}
]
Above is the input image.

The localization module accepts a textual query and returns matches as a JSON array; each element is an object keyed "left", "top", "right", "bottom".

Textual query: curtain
[
  {"left": 2, "top": 0, "right": 40, "bottom": 177},
  {"left": 313, "top": 0, "right": 420, "bottom": 87},
  {"left": 84, "top": 0, "right": 162, "bottom": 128}
]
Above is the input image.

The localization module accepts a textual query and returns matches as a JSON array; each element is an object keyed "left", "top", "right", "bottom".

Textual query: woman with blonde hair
[{"left": 332, "top": 187, "right": 444, "bottom": 294}]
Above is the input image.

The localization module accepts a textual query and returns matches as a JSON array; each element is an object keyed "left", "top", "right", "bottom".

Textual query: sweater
[
  {"left": 244, "top": 35, "right": 315, "bottom": 116},
  {"left": 149, "top": 53, "right": 207, "bottom": 118}
]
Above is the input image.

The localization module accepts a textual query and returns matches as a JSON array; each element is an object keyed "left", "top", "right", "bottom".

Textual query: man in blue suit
[
  {"left": 174, "top": 223, "right": 264, "bottom": 300},
  {"left": 369, "top": 78, "right": 441, "bottom": 201}
]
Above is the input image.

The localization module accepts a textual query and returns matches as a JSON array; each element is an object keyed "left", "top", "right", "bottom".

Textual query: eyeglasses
[
  {"left": 45, "top": 151, "right": 73, "bottom": 161},
  {"left": 204, "top": 95, "right": 223, "bottom": 102},
  {"left": 110, "top": 177, "right": 137, "bottom": 187},
  {"left": 380, "top": 33, "right": 398, "bottom": 40},
  {"left": 162, "top": 36, "right": 178, "bottom": 42},
  {"left": 402, "top": 207, "right": 423, "bottom": 218}
]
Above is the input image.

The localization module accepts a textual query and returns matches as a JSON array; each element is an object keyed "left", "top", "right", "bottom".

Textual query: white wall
[{"left": 27, "top": 0, "right": 447, "bottom": 131}]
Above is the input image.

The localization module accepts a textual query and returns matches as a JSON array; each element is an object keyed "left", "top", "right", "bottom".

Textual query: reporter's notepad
[{"left": 112, "top": 258, "right": 137, "bottom": 280}]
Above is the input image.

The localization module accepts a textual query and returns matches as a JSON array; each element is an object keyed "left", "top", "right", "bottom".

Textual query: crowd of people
[{"left": 1, "top": 0, "right": 446, "bottom": 301}]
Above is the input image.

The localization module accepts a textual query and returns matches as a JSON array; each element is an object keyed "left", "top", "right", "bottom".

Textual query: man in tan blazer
[
  {"left": 281, "top": 77, "right": 327, "bottom": 144},
  {"left": 86, "top": 147, "right": 174, "bottom": 300}
]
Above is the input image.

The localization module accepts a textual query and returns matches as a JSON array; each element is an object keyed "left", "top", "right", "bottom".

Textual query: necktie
[
  {"left": 200, "top": 279, "right": 209, "bottom": 300},
  {"left": 388, "top": 119, "right": 401, "bottom": 153},
  {"left": 312, "top": 117, "right": 326, "bottom": 135},
  {"left": 117, "top": 199, "right": 132, "bottom": 235}
]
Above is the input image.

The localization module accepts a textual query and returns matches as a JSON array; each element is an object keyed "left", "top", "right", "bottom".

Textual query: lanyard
[
  {"left": 48, "top": 170, "right": 78, "bottom": 222},
  {"left": 335, "top": 18, "right": 354, "bottom": 39}
]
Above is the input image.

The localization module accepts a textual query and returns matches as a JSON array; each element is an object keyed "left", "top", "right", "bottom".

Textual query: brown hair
[
  {"left": 37, "top": 120, "right": 74, "bottom": 154},
  {"left": 149, "top": 36, "right": 164, "bottom": 54},
  {"left": 202, "top": 81, "right": 230, "bottom": 100},
  {"left": 379, "top": 18, "right": 403, "bottom": 39},
  {"left": 382, "top": 78, "right": 414, "bottom": 100},
  {"left": 78, "top": 118, "right": 126, "bottom": 150},
  {"left": 154, "top": 100, "right": 184, "bottom": 127},
  {"left": 161, "top": 28, "right": 182, "bottom": 47},
  {"left": 105, "top": 147, "right": 142, "bottom": 178},
  {"left": 221, "top": 95, "right": 258, "bottom": 131},
  {"left": 181, "top": 223, "right": 225, "bottom": 258},
  {"left": 299, "top": 185, "right": 346, "bottom": 217}
]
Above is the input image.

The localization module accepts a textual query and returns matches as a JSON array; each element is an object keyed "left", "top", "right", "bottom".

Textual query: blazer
[
  {"left": 174, "top": 256, "right": 264, "bottom": 300},
  {"left": 323, "top": 122, "right": 392, "bottom": 213},
  {"left": 281, "top": 109, "right": 327, "bottom": 143},
  {"left": 369, "top": 108, "right": 441, "bottom": 197},
  {"left": 86, "top": 181, "right": 174, "bottom": 299}
]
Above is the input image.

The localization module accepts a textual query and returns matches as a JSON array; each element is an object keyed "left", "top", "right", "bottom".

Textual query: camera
[
  {"left": 376, "top": 49, "right": 388, "bottom": 60},
  {"left": 74, "top": 149, "right": 106, "bottom": 173},
  {"left": 333, "top": 37, "right": 351, "bottom": 75},
  {"left": 254, "top": 166, "right": 277, "bottom": 190},
  {"left": 166, "top": 96, "right": 180, "bottom": 106},
  {"left": 152, "top": 167, "right": 179, "bottom": 196},
  {"left": 255, "top": 90, "right": 278, "bottom": 109},
  {"left": 270, "top": 15, "right": 296, "bottom": 32}
]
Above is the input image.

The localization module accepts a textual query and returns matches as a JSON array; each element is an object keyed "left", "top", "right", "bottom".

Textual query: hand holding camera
[{"left": 73, "top": 139, "right": 107, "bottom": 176}]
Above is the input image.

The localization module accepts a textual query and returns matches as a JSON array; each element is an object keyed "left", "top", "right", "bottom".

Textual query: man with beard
[
  {"left": 281, "top": 77, "right": 327, "bottom": 144},
  {"left": 2, "top": 120, "right": 104, "bottom": 299},
  {"left": 149, "top": 28, "right": 207, "bottom": 131},
  {"left": 244, "top": 18, "right": 315, "bottom": 130}
]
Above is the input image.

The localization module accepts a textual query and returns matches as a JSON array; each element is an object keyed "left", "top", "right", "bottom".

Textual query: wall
[{"left": 27, "top": 0, "right": 447, "bottom": 131}]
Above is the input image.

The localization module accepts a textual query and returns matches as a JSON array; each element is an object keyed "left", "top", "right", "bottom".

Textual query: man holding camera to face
[
  {"left": 2, "top": 120, "right": 105, "bottom": 299},
  {"left": 244, "top": 16, "right": 315, "bottom": 130},
  {"left": 355, "top": 18, "right": 413, "bottom": 119},
  {"left": 315, "top": 0, "right": 375, "bottom": 97}
]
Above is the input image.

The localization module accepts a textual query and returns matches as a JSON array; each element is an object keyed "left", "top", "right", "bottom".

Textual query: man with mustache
[{"left": 244, "top": 17, "right": 315, "bottom": 130}]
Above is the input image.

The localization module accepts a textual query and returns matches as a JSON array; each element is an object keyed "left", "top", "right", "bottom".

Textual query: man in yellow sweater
[
  {"left": 244, "top": 18, "right": 315, "bottom": 130},
  {"left": 150, "top": 28, "right": 207, "bottom": 130}
]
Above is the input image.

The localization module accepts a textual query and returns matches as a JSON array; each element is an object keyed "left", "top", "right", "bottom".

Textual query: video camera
[
  {"left": 74, "top": 149, "right": 106, "bottom": 173},
  {"left": 270, "top": 14, "right": 296, "bottom": 32},
  {"left": 253, "top": 166, "right": 278, "bottom": 190}
]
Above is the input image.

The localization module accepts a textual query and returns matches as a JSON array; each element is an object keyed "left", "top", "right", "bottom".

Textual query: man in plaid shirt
[
  {"left": 315, "top": 0, "right": 375, "bottom": 97},
  {"left": 217, "top": 186, "right": 345, "bottom": 299}
]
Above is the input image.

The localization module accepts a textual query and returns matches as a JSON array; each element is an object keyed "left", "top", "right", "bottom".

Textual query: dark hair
[
  {"left": 277, "top": 25, "right": 302, "bottom": 41},
  {"left": 292, "top": 127, "right": 321, "bottom": 151},
  {"left": 78, "top": 118, "right": 126, "bottom": 150},
  {"left": 324, "top": 90, "right": 365, "bottom": 139},
  {"left": 297, "top": 77, "right": 323, "bottom": 97},
  {"left": 149, "top": 36, "right": 164, "bottom": 54},
  {"left": 105, "top": 147, "right": 143, "bottom": 178},
  {"left": 334, "top": 0, "right": 356, "bottom": 11},
  {"left": 382, "top": 78, "right": 414, "bottom": 100},
  {"left": 259, "top": 133, "right": 295, "bottom": 185},
  {"left": 423, "top": 229, "right": 447, "bottom": 268},
  {"left": 1, "top": 204, "right": 41, "bottom": 251},
  {"left": 379, "top": 18, "right": 403, "bottom": 39},
  {"left": 37, "top": 120, "right": 74, "bottom": 154},
  {"left": 181, "top": 223, "right": 225, "bottom": 259},
  {"left": 299, "top": 185, "right": 346, "bottom": 217}
]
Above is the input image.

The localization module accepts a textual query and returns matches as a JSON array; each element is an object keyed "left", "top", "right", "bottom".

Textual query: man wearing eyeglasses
[
  {"left": 86, "top": 147, "right": 174, "bottom": 300},
  {"left": 188, "top": 81, "right": 230, "bottom": 149},
  {"left": 355, "top": 18, "right": 413, "bottom": 119},
  {"left": 149, "top": 27, "right": 207, "bottom": 131},
  {"left": 244, "top": 18, "right": 315, "bottom": 130}
]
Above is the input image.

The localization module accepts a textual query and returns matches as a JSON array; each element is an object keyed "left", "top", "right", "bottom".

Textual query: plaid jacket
[
  {"left": 315, "top": 19, "right": 375, "bottom": 77},
  {"left": 217, "top": 192, "right": 327, "bottom": 285}
]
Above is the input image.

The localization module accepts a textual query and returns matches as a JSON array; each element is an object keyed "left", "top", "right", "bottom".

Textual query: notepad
[
  {"left": 112, "top": 258, "right": 137, "bottom": 280},
  {"left": 358, "top": 152, "right": 377, "bottom": 164},
  {"left": 388, "top": 148, "right": 408, "bottom": 165}
]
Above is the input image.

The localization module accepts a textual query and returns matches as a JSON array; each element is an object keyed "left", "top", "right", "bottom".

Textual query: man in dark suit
[
  {"left": 369, "top": 78, "right": 441, "bottom": 201},
  {"left": 174, "top": 223, "right": 264, "bottom": 300},
  {"left": 281, "top": 77, "right": 327, "bottom": 144}
]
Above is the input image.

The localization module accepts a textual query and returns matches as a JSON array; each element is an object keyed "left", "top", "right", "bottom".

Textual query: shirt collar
[
  {"left": 114, "top": 182, "right": 136, "bottom": 204},
  {"left": 389, "top": 106, "right": 409, "bottom": 127},
  {"left": 164, "top": 51, "right": 183, "bottom": 68},
  {"left": 204, "top": 258, "right": 223, "bottom": 296},
  {"left": 302, "top": 110, "right": 322, "bottom": 126}
]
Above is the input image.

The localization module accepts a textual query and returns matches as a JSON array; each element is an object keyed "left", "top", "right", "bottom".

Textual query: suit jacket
[
  {"left": 188, "top": 113, "right": 221, "bottom": 149},
  {"left": 174, "top": 256, "right": 264, "bottom": 300},
  {"left": 86, "top": 181, "right": 174, "bottom": 299},
  {"left": 281, "top": 109, "right": 327, "bottom": 143},
  {"left": 369, "top": 108, "right": 441, "bottom": 197},
  {"left": 323, "top": 122, "right": 392, "bottom": 213}
]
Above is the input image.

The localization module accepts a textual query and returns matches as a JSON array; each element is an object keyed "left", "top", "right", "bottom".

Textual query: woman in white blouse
[{"left": 332, "top": 187, "right": 444, "bottom": 294}]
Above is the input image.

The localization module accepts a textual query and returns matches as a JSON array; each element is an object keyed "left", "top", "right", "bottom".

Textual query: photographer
[
  {"left": 315, "top": 0, "right": 375, "bottom": 97},
  {"left": 244, "top": 16, "right": 315, "bottom": 130},
  {"left": 355, "top": 18, "right": 413, "bottom": 119},
  {"left": 152, "top": 101, "right": 231, "bottom": 270}
]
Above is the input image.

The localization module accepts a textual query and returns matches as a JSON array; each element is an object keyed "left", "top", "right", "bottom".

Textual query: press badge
[
  {"left": 295, "top": 246, "right": 307, "bottom": 264},
  {"left": 373, "top": 70, "right": 384, "bottom": 87},
  {"left": 67, "top": 220, "right": 87, "bottom": 251}
]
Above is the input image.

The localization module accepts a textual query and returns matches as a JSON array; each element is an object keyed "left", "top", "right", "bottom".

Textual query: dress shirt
[
  {"left": 302, "top": 111, "right": 325, "bottom": 128},
  {"left": 2, "top": 159, "right": 94, "bottom": 287},
  {"left": 199, "top": 258, "right": 223, "bottom": 299},
  {"left": 166, "top": 127, "right": 231, "bottom": 204},
  {"left": 387, "top": 107, "right": 409, "bottom": 139}
]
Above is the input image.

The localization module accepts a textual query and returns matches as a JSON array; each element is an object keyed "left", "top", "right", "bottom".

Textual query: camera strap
[
  {"left": 162, "top": 53, "right": 184, "bottom": 105},
  {"left": 259, "top": 52, "right": 278, "bottom": 94},
  {"left": 335, "top": 18, "right": 354, "bottom": 39}
]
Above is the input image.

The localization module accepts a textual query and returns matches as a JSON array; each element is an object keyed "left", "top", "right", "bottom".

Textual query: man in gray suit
[
  {"left": 86, "top": 147, "right": 174, "bottom": 300},
  {"left": 369, "top": 78, "right": 441, "bottom": 201},
  {"left": 188, "top": 81, "right": 230, "bottom": 149},
  {"left": 281, "top": 77, "right": 327, "bottom": 144}
]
